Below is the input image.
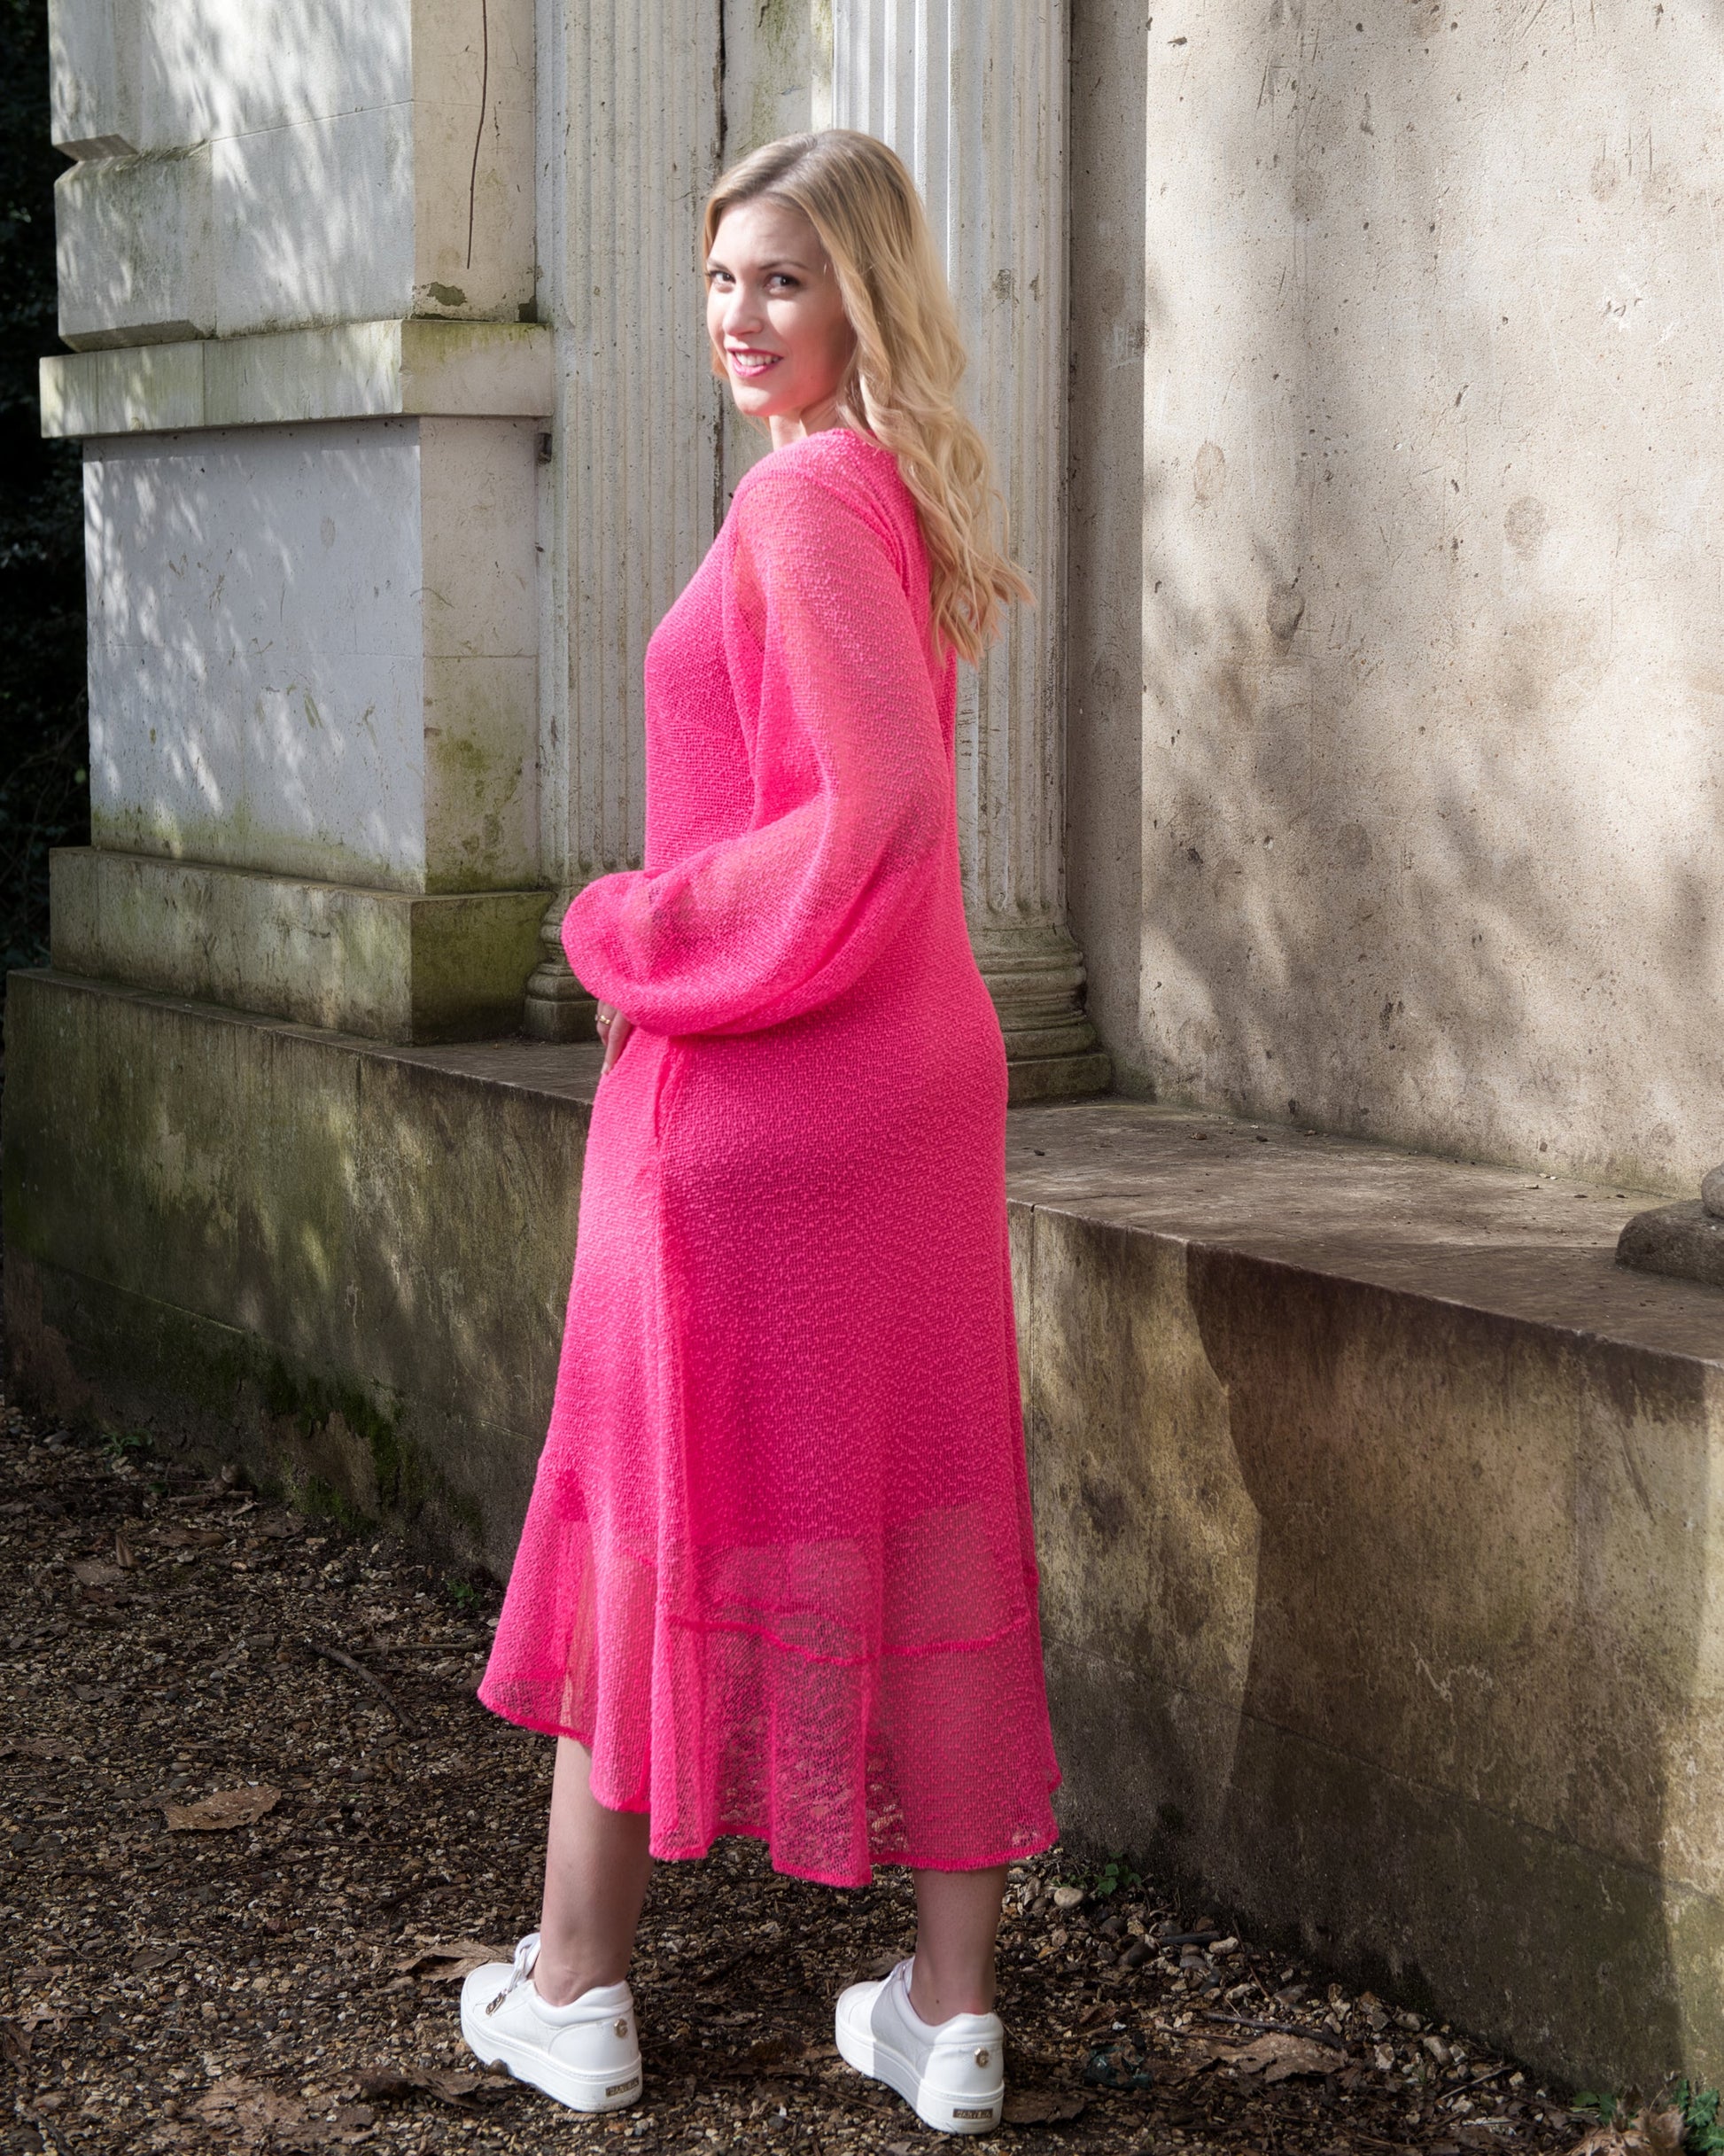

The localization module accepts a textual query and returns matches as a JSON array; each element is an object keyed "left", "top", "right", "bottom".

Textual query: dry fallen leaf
[
  {"left": 1003, "top": 2090, "right": 1090, "bottom": 2123},
  {"left": 741, "top": 2035, "right": 805, "bottom": 2071},
  {"left": 113, "top": 1526, "right": 136, "bottom": 1569},
  {"left": 358, "top": 2064, "right": 495, "bottom": 2106},
  {"left": 129, "top": 1945, "right": 186, "bottom": 1974},
  {"left": 1565, "top": 2108, "right": 1686, "bottom": 2156},
  {"left": 70, "top": 1558, "right": 128, "bottom": 1588},
  {"left": 151, "top": 1523, "right": 224, "bottom": 1551},
  {"left": 162, "top": 1785, "right": 281, "bottom": 1832},
  {"left": 393, "top": 1941, "right": 508, "bottom": 1982},
  {"left": 1221, "top": 2031, "right": 1339, "bottom": 2082},
  {"left": 0, "top": 1737, "right": 74, "bottom": 1763},
  {"left": 194, "top": 2076, "right": 307, "bottom": 2127}
]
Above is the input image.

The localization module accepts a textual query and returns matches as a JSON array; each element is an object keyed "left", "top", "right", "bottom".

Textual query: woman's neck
[{"left": 769, "top": 394, "right": 847, "bottom": 451}]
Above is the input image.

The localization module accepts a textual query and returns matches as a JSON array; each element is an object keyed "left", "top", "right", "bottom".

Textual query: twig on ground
[
  {"left": 1199, "top": 2009, "right": 1348, "bottom": 2053},
  {"left": 305, "top": 1640, "right": 419, "bottom": 1732},
  {"left": 1448, "top": 2061, "right": 1515, "bottom": 2100}
]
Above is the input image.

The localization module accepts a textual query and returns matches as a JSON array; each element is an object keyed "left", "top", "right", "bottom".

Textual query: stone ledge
[
  {"left": 1005, "top": 1096, "right": 1722, "bottom": 1359},
  {"left": 40, "top": 318, "right": 555, "bottom": 439},
  {"left": 50, "top": 849, "right": 550, "bottom": 1042},
  {"left": 4, "top": 977, "right": 1722, "bottom": 2089}
]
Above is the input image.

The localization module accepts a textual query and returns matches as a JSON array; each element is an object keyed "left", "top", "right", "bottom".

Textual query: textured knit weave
[{"left": 478, "top": 425, "right": 1060, "bottom": 1887}]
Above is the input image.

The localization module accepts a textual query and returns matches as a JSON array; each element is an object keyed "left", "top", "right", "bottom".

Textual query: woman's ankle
[
  {"left": 528, "top": 1945, "right": 625, "bottom": 2008},
  {"left": 905, "top": 1954, "right": 995, "bottom": 2024}
]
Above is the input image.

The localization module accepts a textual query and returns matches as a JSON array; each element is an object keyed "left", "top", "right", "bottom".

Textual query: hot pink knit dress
[{"left": 478, "top": 425, "right": 1060, "bottom": 1887}]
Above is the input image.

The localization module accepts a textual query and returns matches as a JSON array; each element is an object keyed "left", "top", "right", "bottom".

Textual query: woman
[{"left": 460, "top": 129, "right": 1060, "bottom": 2137}]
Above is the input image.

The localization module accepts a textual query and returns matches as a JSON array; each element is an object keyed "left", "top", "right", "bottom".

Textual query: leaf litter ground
[{"left": 0, "top": 1396, "right": 1595, "bottom": 2156}]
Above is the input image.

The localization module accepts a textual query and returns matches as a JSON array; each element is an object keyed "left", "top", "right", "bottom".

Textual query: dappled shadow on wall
[{"left": 1135, "top": 0, "right": 1724, "bottom": 1195}]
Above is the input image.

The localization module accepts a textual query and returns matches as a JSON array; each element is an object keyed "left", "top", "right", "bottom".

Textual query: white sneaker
[
  {"left": 459, "top": 1933, "right": 642, "bottom": 2113},
  {"left": 835, "top": 1957, "right": 1005, "bottom": 2134}
]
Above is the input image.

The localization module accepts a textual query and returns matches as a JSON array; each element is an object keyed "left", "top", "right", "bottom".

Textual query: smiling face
[{"left": 706, "top": 197, "right": 858, "bottom": 448}]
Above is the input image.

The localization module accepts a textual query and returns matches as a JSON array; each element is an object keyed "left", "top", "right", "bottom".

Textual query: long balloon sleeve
[{"left": 560, "top": 460, "right": 949, "bottom": 1038}]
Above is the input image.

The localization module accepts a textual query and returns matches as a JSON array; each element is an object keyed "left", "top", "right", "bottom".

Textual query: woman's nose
[{"left": 722, "top": 283, "right": 764, "bottom": 337}]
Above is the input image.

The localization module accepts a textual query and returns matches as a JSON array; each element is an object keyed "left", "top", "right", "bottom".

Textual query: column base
[
  {"left": 1616, "top": 1201, "right": 1724, "bottom": 1289},
  {"left": 50, "top": 847, "right": 547, "bottom": 1043},
  {"left": 969, "top": 915, "right": 1113, "bottom": 1104},
  {"left": 520, "top": 891, "right": 599, "bottom": 1042}
]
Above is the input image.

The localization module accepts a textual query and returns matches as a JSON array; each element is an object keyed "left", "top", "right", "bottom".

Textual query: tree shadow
[{"left": 1067, "top": 0, "right": 1724, "bottom": 1196}]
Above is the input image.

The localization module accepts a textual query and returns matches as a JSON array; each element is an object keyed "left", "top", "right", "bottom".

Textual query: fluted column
[
  {"left": 524, "top": 0, "right": 725, "bottom": 1038},
  {"left": 831, "top": 0, "right": 1109, "bottom": 1100}
]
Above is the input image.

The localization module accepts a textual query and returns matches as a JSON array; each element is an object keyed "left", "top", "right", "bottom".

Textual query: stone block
[
  {"left": 48, "top": 0, "right": 143, "bottom": 157},
  {"left": 82, "top": 416, "right": 540, "bottom": 894},
  {"left": 39, "top": 339, "right": 204, "bottom": 434},
  {"left": 1007, "top": 1097, "right": 1724, "bottom": 2089},
  {"left": 46, "top": 0, "right": 532, "bottom": 346},
  {"left": 41, "top": 320, "right": 555, "bottom": 438},
  {"left": 1103, "top": 0, "right": 1724, "bottom": 1191},
  {"left": 50, "top": 0, "right": 413, "bottom": 157},
  {"left": 210, "top": 107, "right": 416, "bottom": 334},
  {"left": 49, "top": 849, "right": 548, "bottom": 1039},
  {"left": 55, "top": 143, "right": 214, "bottom": 348}
]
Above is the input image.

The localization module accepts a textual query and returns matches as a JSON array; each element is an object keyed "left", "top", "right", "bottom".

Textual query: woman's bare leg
[
  {"left": 530, "top": 1737, "right": 654, "bottom": 2006},
  {"left": 905, "top": 1866, "right": 1007, "bottom": 2022}
]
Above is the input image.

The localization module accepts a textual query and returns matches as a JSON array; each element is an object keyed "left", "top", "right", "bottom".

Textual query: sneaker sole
[
  {"left": 834, "top": 1997, "right": 1003, "bottom": 2135},
  {"left": 460, "top": 1996, "right": 642, "bottom": 2113}
]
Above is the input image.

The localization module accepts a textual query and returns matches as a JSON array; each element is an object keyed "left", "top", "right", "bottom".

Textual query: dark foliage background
[{"left": 1, "top": 0, "right": 86, "bottom": 984}]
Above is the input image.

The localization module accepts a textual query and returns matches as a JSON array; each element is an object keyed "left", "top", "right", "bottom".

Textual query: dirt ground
[{"left": 1, "top": 1389, "right": 1595, "bottom": 2156}]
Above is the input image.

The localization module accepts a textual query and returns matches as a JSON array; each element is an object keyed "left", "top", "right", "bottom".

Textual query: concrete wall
[{"left": 1066, "top": 0, "right": 1724, "bottom": 1195}]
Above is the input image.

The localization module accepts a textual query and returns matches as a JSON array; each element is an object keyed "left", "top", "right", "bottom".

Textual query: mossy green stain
[{"left": 259, "top": 1357, "right": 408, "bottom": 1511}]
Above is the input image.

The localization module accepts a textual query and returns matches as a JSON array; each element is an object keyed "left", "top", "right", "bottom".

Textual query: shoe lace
[{"left": 485, "top": 1933, "right": 540, "bottom": 2019}]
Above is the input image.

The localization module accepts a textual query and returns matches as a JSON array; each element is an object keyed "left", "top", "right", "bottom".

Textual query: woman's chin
[{"left": 727, "top": 377, "right": 784, "bottom": 417}]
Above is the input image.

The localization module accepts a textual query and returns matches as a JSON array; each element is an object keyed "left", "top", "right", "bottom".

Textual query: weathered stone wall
[
  {"left": 50, "top": 0, "right": 534, "bottom": 340},
  {"left": 3, "top": 973, "right": 589, "bottom": 1561},
  {"left": 1067, "top": 0, "right": 1724, "bottom": 1195}
]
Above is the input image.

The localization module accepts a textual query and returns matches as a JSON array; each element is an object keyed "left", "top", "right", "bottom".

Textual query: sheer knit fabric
[{"left": 478, "top": 425, "right": 1060, "bottom": 1887}]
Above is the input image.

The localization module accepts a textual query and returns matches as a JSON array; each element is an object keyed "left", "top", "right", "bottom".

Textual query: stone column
[
  {"left": 523, "top": 0, "right": 725, "bottom": 1039},
  {"left": 831, "top": 0, "right": 1109, "bottom": 1101},
  {"left": 43, "top": 0, "right": 554, "bottom": 1043}
]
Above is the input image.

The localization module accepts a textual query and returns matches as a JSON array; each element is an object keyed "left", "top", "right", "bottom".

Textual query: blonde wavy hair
[{"left": 703, "top": 129, "right": 1032, "bottom": 666}]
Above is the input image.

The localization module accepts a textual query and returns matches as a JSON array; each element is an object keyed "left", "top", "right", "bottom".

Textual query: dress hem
[{"left": 475, "top": 1685, "right": 1063, "bottom": 1890}]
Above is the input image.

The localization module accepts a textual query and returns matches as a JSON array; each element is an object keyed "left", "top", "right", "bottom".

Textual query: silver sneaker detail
[{"left": 834, "top": 1958, "right": 1005, "bottom": 2135}]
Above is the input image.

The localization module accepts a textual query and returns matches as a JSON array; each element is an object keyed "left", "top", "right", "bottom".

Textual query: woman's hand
[{"left": 595, "top": 1001, "right": 634, "bottom": 1075}]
